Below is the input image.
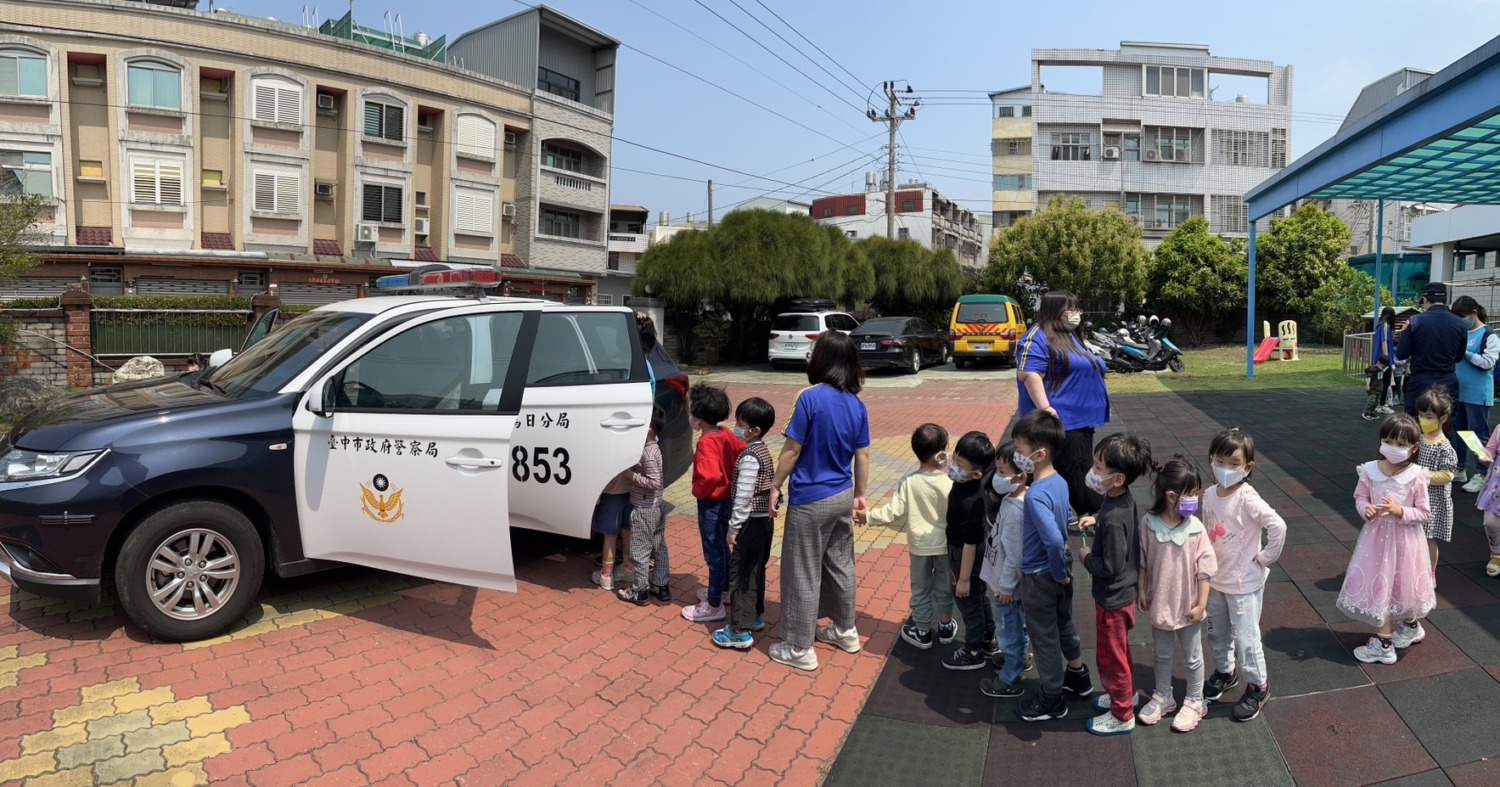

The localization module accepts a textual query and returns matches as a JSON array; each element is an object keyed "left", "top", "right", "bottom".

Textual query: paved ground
[
  {"left": 1, "top": 375, "right": 1014, "bottom": 786},
  {"left": 828, "top": 389, "right": 1500, "bottom": 787},
  {"left": 698, "top": 361, "right": 1015, "bottom": 388}
]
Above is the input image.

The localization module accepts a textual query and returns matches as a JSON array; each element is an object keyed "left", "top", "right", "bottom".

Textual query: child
[
  {"left": 1137, "top": 457, "right": 1217, "bottom": 733},
  {"left": 864, "top": 423, "right": 958, "bottom": 650},
  {"left": 712, "top": 397, "right": 778, "bottom": 649},
  {"left": 1475, "top": 423, "right": 1500, "bottom": 577},
  {"left": 617, "top": 410, "right": 670, "bottom": 605},
  {"left": 1077, "top": 432, "right": 1154, "bottom": 736},
  {"left": 1414, "top": 388, "right": 1458, "bottom": 591},
  {"left": 1336, "top": 413, "right": 1437, "bottom": 663},
  {"left": 1362, "top": 364, "right": 1388, "bottom": 421},
  {"left": 1013, "top": 410, "right": 1094, "bottom": 722},
  {"left": 978, "top": 444, "right": 1030, "bottom": 699},
  {"left": 943, "top": 431, "right": 999, "bottom": 671},
  {"left": 1201, "top": 428, "right": 1286, "bottom": 723},
  {"left": 589, "top": 469, "right": 634, "bottom": 591},
  {"left": 682, "top": 384, "right": 745, "bottom": 623}
]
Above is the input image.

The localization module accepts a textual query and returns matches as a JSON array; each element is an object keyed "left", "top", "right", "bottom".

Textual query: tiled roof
[
  {"left": 414, "top": 246, "right": 440, "bottom": 262},
  {"left": 200, "top": 232, "right": 234, "bottom": 250},
  {"left": 313, "top": 239, "right": 343, "bottom": 257},
  {"left": 501, "top": 253, "right": 526, "bottom": 269},
  {"left": 76, "top": 226, "right": 112, "bottom": 246}
]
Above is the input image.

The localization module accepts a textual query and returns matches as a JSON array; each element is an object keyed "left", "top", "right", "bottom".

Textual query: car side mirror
[{"left": 307, "top": 378, "right": 336, "bottom": 418}]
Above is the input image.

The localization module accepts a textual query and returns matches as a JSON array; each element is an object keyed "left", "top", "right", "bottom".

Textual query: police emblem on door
[{"left": 360, "top": 473, "right": 405, "bottom": 523}]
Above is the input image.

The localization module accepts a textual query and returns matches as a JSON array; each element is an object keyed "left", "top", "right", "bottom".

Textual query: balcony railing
[{"left": 553, "top": 174, "right": 593, "bottom": 192}]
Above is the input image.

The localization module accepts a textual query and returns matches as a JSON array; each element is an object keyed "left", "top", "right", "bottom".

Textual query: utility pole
[
  {"left": 707, "top": 179, "right": 714, "bottom": 226},
  {"left": 868, "top": 81, "right": 920, "bottom": 239}
]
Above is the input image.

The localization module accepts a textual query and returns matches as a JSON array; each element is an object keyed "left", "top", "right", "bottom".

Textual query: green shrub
[
  {"left": 0, "top": 296, "right": 61, "bottom": 310},
  {"left": 92, "top": 295, "right": 252, "bottom": 328},
  {"left": 280, "top": 304, "right": 317, "bottom": 314}
]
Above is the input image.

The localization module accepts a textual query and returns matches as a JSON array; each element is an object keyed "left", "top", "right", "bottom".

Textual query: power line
[
  {"left": 723, "top": 0, "right": 867, "bottom": 104},
  {"left": 688, "top": 0, "right": 864, "bottom": 116},
  {"left": 751, "top": 0, "right": 867, "bottom": 91},
  {"left": 647, "top": 147, "right": 883, "bottom": 229},
  {"left": 897, "top": 130, "right": 925, "bottom": 183}
]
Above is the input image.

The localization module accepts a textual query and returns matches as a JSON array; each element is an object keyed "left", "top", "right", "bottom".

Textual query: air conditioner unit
[
  {"left": 414, "top": 217, "right": 430, "bottom": 235},
  {"left": 316, "top": 94, "right": 336, "bottom": 114},
  {"left": 1144, "top": 149, "right": 1160, "bottom": 161},
  {"left": 1102, "top": 146, "right": 1121, "bottom": 160},
  {"left": 314, "top": 181, "right": 335, "bottom": 199},
  {"left": 501, "top": 202, "right": 517, "bottom": 219},
  {"left": 504, "top": 131, "right": 517, "bottom": 148},
  {"left": 356, "top": 223, "right": 380, "bottom": 244}
]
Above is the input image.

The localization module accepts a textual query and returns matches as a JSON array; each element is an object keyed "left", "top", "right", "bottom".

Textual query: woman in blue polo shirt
[
  {"left": 767, "top": 331, "right": 871, "bottom": 672},
  {"left": 1015, "top": 290, "right": 1110, "bottom": 517}
]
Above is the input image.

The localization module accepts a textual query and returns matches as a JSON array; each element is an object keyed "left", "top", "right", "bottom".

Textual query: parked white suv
[{"left": 767, "top": 311, "right": 859, "bottom": 369}]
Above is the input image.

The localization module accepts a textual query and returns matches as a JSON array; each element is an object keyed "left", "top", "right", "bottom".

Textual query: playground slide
[{"left": 1253, "top": 337, "right": 1280, "bottom": 364}]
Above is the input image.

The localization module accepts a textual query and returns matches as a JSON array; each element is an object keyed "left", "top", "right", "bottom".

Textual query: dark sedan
[{"left": 851, "top": 317, "right": 950, "bottom": 374}]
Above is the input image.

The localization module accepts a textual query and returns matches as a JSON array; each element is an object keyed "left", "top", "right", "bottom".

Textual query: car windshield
[
  {"left": 772, "top": 315, "right": 820, "bottom": 332},
  {"left": 856, "top": 318, "right": 907, "bottom": 334},
  {"left": 957, "top": 303, "right": 1007, "bottom": 323},
  {"left": 206, "top": 310, "right": 371, "bottom": 398}
]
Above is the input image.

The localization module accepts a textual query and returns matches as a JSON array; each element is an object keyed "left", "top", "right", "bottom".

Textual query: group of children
[{"left": 591, "top": 383, "right": 782, "bottom": 651}]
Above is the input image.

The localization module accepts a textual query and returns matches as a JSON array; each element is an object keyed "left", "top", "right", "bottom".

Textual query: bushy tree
[
  {"left": 983, "top": 196, "right": 1148, "bottom": 312},
  {"left": 1147, "top": 216, "right": 1247, "bottom": 345},
  {"left": 859, "top": 237, "right": 964, "bottom": 316},
  {"left": 1309, "top": 265, "right": 1392, "bottom": 338},
  {"left": 0, "top": 194, "right": 43, "bottom": 344},
  {"left": 1256, "top": 203, "right": 1353, "bottom": 316}
]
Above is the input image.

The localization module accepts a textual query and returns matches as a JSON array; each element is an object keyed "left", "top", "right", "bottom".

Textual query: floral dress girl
[{"left": 1336, "top": 461, "right": 1436, "bottom": 627}]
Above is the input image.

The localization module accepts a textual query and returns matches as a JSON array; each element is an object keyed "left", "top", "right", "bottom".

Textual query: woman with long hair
[
  {"left": 1015, "top": 290, "right": 1110, "bottom": 518},
  {"left": 767, "top": 331, "right": 872, "bottom": 671},
  {"left": 1448, "top": 296, "right": 1499, "bottom": 491},
  {"left": 1365, "top": 306, "right": 1398, "bottom": 419}
]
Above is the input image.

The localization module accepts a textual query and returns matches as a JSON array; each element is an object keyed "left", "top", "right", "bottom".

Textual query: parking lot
[{"left": 701, "top": 361, "right": 1016, "bottom": 388}]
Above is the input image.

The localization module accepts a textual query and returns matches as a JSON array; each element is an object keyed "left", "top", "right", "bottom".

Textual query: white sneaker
[
  {"left": 1087, "top": 710, "right": 1136, "bottom": 736},
  {"left": 681, "top": 601, "right": 727, "bottom": 623},
  {"left": 1456, "top": 470, "right": 1469, "bottom": 485},
  {"left": 1354, "top": 636, "right": 1397, "bottom": 664},
  {"left": 1463, "top": 475, "right": 1486, "bottom": 493},
  {"left": 815, "top": 624, "right": 861, "bottom": 653},
  {"left": 1375, "top": 405, "right": 1395, "bottom": 415},
  {"left": 769, "top": 642, "right": 819, "bottom": 671},
  {"left": 1392, "top": 621, "right": 1425, "bottom": 649}
]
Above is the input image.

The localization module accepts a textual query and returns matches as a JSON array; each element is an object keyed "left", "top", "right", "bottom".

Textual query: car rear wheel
[
  {"left": 905, "top": 347, "right": 921, "bottom": 375},
  {"left": 115, "top": 501, "right": 265, "bottom": 642},
  {"left": 954, "top": 357, "right": 968, "bottom": 369},
  {"left": 939, "top": 345, "right": 951, "bottom": 366}
]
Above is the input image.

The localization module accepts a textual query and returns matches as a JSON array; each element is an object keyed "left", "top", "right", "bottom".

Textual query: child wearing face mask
[
  {"left": 1076, "top": 432, "right": 1154, "bottom": 736},
  {"left": 978, "top": 444, "right": 1032, "bottom": 699},
  {"left": 1136, "top": 457, "right": 1217, "bottom": 733},
  {"left": 712, "top": 397, "right": 778, "bottom": 650},
  {"left": 1413, "top": 388, "right": 1457, "bottom": 599},
  {"left": 683, "top": 383, "right": 745, "bottom": 622},
  {"left": 1200, "top": 428, "right": 1287, "bottom": 723},
  {"left": 942, "top": 431, "right": 1000, "bottom": 671},
  {"left": 862, "top": 423, "right": 958, "bottom": 650},
  {"left": 1337, "top": 413, "right": 1436, "bottom": 664}
]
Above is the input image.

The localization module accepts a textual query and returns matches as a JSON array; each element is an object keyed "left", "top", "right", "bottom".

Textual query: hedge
[
  {"left": 0, "top": 297, "right": 61, "bottom": 310},
  {"left": 92, "top": 295, "right": 254, "bottom": 328}
]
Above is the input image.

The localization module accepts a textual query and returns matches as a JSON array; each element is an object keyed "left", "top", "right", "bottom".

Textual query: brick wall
[{"left": 0, "top": 310, "right": 71, "bottom": 389}]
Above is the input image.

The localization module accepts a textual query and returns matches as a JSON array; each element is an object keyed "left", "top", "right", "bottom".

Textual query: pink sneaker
[
  {"left": 1171, "top": 698, "right": 1206, "bottom": 733},
  {"left": 681, "top": 601, "right": 727, "bottom": 623},
  {"left": 1137, "top": 692, "right": 1177, "bottom": 726}
]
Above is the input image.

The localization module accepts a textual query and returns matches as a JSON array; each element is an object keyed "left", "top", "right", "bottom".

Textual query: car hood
[{"left": 7, "top": 375, "right": 226, "bottom": 451}]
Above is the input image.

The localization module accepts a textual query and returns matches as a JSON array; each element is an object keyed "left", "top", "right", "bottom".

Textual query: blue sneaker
[
  {"left": 752, "top": 617, "right": 767, "bottom": 632},
  {"left": 712, "top": 626, "right": 754, "bottom": 650}
]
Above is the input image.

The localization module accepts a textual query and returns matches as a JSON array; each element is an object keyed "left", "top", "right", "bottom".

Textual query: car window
[
  {"left": 528, "top": 312, "right": 635, "bottom": 386},
  {"left": 910, "top": 318, "right": 928, "bottom": 333},
  {"left": 210, "top": 310, "right": 371, "bottom": 397},
  {"left": 857, "top": 318, "right": 906, "bottom": 334},
  {"left": 956, "top": 303, "right": 1006, "bottom": 323},
  {"left": 772, "top": 314, "right": 818, "bottom": 332},
  {"left": 834, "top": 314, "right": 859, "bottom": 331},
  {"left": 338, "top": 312, "right": 522, "bottom": 411}
]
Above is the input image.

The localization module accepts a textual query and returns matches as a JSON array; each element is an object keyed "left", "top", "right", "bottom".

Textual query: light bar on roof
[{"left": 373, "top": 267, "right": 500, "bottom": 291}]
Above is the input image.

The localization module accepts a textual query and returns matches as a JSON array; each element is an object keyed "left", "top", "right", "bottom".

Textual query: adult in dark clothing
[{"left": 1396, "top": 282, "right": 1467, "bottom": 417}]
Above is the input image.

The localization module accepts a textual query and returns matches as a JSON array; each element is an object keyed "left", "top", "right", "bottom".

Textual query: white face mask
[
  {"left": 992, "top": 473, "right": 1019, "bottom": 495},
  {"left": 1084, "top": 469, "right": 1116, "bottom": 495},
  {"left": 1380, "top": 441, "right": 1413, "bottom": 464},
  {"left": 1013, "top": 450, "right": 1039, "bottom": 474},
  {"left": 732, "top": 425, "right": 752, "bottom": 440},
  {"left": 1213, "top": 465, "right": 1248, "bottom": 488},
  {"left": 948, "top": 462, "right": 973, "bottom": 483},
  {"left": 1066, "top": 313, "right": 1082, "bottom": 328}
]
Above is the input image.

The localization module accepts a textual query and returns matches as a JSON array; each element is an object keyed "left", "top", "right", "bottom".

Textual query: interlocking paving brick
[
  {"left": 149, "top": 697, "right": 214, "bottom": 725},
  {"left": 122, "top": 720, "right": 193, "bottom": 753},
  {"left": 21, "top": 723, "right": 88, "bottom": 755},
  {"left": 80, "top": 678, "right": 142, "bottom": 703},
  {"left": 163, "top": 733, "right": 233, "bottom": 768},
  {"left": 92, "top": 749, "right": 168, "bottom": 783},
  {"left": 0, "top": 752, "right": 55, "bottom": 782},
  {"left": 113, "top": 686, "right": 176, "bottom": 714},
  {"left": 86, "top": 709, "right": 155, "bottom": 739},
  {"left": 23, "top": 766, "right": 95, "bottom": 787},
  {"left": 55, "top": 735, "right": 127, "bottom": 769},
  {"left": 134, "top": 763, "right": 211, "bottom": 787},
  {"left": 185, "top": 708, "right": 251, "bottom": 738}
]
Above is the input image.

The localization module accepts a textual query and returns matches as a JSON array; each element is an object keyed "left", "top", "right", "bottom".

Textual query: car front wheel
[
  {"left": 905, "top": 347, "right": 921, "bottom": 375},
  {"left": 115, "top": 501, "right": 265, "bottom": 642}
]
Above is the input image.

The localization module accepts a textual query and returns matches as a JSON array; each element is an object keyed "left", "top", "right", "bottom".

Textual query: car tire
[
  {"left": 905, "top": 347, "right": 921, "bottom": 375},
  {"left": 954, "top": 357, "right": 968, "bottom": 369},
  {"left": 115, "top": 500, "right": 265, "bottom": 642},
  {"left": 939, "top": 345, "right": 951, "bottom": 366}
]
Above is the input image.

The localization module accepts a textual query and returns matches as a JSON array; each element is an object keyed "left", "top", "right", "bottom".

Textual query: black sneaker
[
  {"left": 1019, "top": 693, "right": 1068, "bottom": 722},
  {"left": 982, "top": 636, "right": 1001, "bottom": 658},
  {"left": 1233, "top": 682, "right": 1268, "bottom": 722},
  {"left": 979, "top": 677, "right": 1025, "bottom": 698},
  {"left": 1361, "top": 412, "right": 1379, "bottom": 421},
  {"left": 1205, "top": 670, "right": 1239, "bottom": 702},
  {"left": 943, "top": 648, "right": 989, "bottom": 671},
  {"left": 936, "top": 619, "right": 958, "bottom": 645},
  {"left": 900, "top": 624, "right": 935, "bottom": 650},
  {"left": 651, "top": 584, "right": 671, "bottom": 602},
  {"left": 1062, "top": 665, "right": 1095, "bottom": 697},
  {"left": 1024, "top": 650, "right": 1035, "bottom": 673}
]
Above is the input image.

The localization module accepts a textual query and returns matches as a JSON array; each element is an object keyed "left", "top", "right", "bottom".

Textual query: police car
[{"left": 0, "top": 267, "right": 659, "bottom": 641}]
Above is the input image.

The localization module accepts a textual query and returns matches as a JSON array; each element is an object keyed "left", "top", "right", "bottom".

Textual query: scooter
[{"left": 1112, "top": 315, "right": 1185, "bottom": 373}]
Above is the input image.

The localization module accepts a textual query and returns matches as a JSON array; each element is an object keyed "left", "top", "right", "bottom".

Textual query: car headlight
[{"left": 1, "top": 449, "right": 104, "bottom": 483}]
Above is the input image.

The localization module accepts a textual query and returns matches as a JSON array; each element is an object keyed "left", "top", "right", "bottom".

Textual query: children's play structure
[{"left": 1253, "top": 320, "right": 1299, "bottom": 364}]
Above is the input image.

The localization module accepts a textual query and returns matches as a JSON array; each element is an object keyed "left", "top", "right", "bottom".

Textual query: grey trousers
[
  {"left": 626, "top": 507, "right": 669, "bottom": 592},
  {"left": 1153, "top": 623, "right": 1205, "bottom": 702},
  {"left": 779, "top": 488, "right": 857, "bottom": 649},
  {"left": 1020, "top": 571, "right": 1082, "bottom": 701}
]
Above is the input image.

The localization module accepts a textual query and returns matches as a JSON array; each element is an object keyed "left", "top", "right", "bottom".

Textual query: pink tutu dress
[{"left": 1335, "top": 461, "right": 1436, "bottom": 628}]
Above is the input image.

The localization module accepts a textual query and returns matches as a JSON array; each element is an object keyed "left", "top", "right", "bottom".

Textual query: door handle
[
  {"left": 599, "top": 417, "right": 646, "bottom": 428},
  {"left": 445, "top": 455, "right": 504, "bottom": 468}
]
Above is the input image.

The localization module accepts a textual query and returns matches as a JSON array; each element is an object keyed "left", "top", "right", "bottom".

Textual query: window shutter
[
  {"left": 457, "top": 116, "right": 495, "bottom": 159},
  {"left": 157, "top": 161, "right": 182, "bottom": 205},
  {"left": 132, "top": 160, "right": 155, "bottom": 203},
  {"left": 276, "top": 85, "right": 301, "bottom": 124},
  {"left": 253, "top": 82, "right": 277, "bottom": 122},
  {"left": 253, "top": 172, "right": 276, "bottom": 212},
  {"left": 363, "top": 102, "right": 382, "bottom": 137},
  {"left": 362, "top": 183, "right": 383, "bottom": 222},
  {"left": 276, "top": 173, "right": 298, "bottom": 214},
  {"left": 382, "top": 186, "right": 402, "bottom": 223},
  {"left": 455, "top": 190, "right": 493, "bottom": 234},
  {"left": 383, "top": 104, "right": 403, "bottom": 141}
]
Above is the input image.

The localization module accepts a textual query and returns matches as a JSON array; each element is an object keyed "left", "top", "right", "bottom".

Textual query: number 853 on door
[{"left": 511, "top": 446, "right": 572, "bottom": 484}]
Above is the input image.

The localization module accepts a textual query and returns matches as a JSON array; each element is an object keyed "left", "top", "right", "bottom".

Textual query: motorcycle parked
[{"left": 1082, "top": 315, "right": 1186, "bottom": 374}]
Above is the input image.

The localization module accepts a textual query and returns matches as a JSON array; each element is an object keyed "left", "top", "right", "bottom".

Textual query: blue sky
[{"left": 253, "top": 0, "right": 1500, "bottom": 226}]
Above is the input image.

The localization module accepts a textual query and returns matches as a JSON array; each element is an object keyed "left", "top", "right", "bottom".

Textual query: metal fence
[
  {"left": 91, "top": 309, "right": 253, "bottom": 358},
  {"left": 1343, "top": 331, "right": 1374, "bottom": 378}
]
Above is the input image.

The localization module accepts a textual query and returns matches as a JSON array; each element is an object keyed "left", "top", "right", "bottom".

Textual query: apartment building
[
  {"left": 1008, "top": 42, "right": 1293, "bottom": 247},
  {"left": 989, "top": 86, "right": 1034, "bottom": 233},
  {"left": 0, "top": 0, "right": 618, "bottom": 304},
  {"left": 602, "top": 204, "right": 647, "bottom": 306},
  {"left": 810, "top": 176, "right": 986, "bottom": 270}
]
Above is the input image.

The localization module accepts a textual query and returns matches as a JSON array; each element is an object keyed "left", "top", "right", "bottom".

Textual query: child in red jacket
[{"left": 683, "top": 384, "right": 744, "bottom": 623}]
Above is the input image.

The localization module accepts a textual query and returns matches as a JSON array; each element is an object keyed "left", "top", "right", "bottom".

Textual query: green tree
[
  {"left": 1256, "top": 203, "right": 1353, "bottom": 316},
  {"left": 1308, "top": 265, "right": 1392, "bottom": 338},
  {"left": 1147, "top": 216, "right": 1247, "bottom": 345},
  {"left": 859, "top": 237, "right": 964, "bottom": 318},
  {"left": 0, "top": 194, "right": 44, "bottom": 344},
  {"left": 983, "top": 196, "right": 1148, "bottom": 312}
]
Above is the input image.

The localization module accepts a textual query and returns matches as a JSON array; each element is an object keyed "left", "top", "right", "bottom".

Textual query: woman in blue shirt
[
  {"left": 768, "top": 332, "right": 871, "bottom": 672},
  {"left": 1015, "top": 290, "right": 1109, "bottom": 518},
  {"left": 1370, "top": 307, "right": 1397, "bottom": 416},
  {"left": 1449, "top": 297, "right": 1499, "bottom": 490}
]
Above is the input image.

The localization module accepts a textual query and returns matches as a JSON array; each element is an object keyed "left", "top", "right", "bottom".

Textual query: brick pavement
[{"left": 2, "top": 375, "right": 1013, "bottom": 786}]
